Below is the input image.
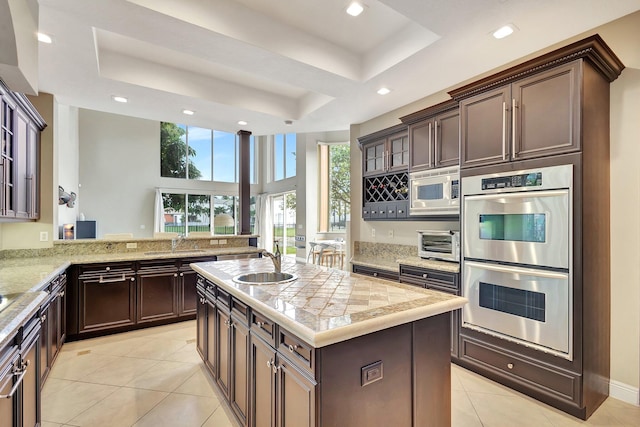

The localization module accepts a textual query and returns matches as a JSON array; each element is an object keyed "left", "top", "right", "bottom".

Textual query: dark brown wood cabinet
[
  {"left": 0, "top": 313, "right": 42, "bottom": 427},
  {"left": 136, "top": 263, "right": 179, "bottom": 324},
  {"left": 230, "top": 313, "right": 249, "bottom": 426},
  {"left": 39, "top": 273, "right": 67, "bottom": 386},
  {"left": 179, "top": 266, "right": 198, "bottom": 316},
  {"left": 0, "top": 79, "right": 44, "bottom": 221},
  {"left": 401, "top": 99, "right": 460, "bottom": 171},
  {"left": 250, "top": 333, "right": 276, "bottom": 427},
  {"left": 450, "top": 35, "right": 624, "bottom": 420},
  {"left": 352, "top": 264, "right": 399, "bottom": 281},
  {"left": 399, "top": 264, "right": 460, "bottom": 358},
  {"left": 196, "top": 280, "right": 208, "bottom": 360},
  {"left": 77, "top": 263, "right": 137, "bottom": 334},
  {"left": 458, "top": 60, "right": 581, "bottom": 168},
  {"left": 360, "top": 124, "right": 409, "bottom": 177}
]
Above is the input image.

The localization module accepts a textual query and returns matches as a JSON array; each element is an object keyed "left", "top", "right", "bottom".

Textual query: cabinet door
[
  {"left": 21, "top": 329, "right": 41, "bottom": 427},
  {"left": 363, "top": 141, "right": 386, "bottom": 176},
  {"left": 216, "top": 307, "right": 231, "bottom": 399},
  {"left": 1, "top": 94, "right": 16, "bottom": 217},
  {"left": 0, "top": 347, "right": 19, "bottom": 427},
  {"left": 136, "top": 269, "right": 179, "bottom": 323},
  {"left": 79, "top": 274, "right": 136, "bottom": 333},
  {"left": 58, "top": 277, "right": 67, "bottom": 349},
  {"left": 434, "top": 110, "right": 460, "bottom": 168},
  {"left": 196, "top": 288, "right": 207, "bottom": 360},
  {"left": 512, "top": 61, "right": 581, "bottom": 160},
  {"left": 387, "top": 132, "right": 409, "bottom": 171},
  {"left": 14, "top": 110, "right": 28, "bottom": 218},
  {"left": 409, "top": 120, "right": 433, "bottom": 171},
  {"left": 26, "top": 122, "right": 39, "bottom": 219},
  {"left": 250, "top": 335, "right": 276, "bottom": 427},
  {"left": 38, "top": 303, "right": 51, "bottom": 386},
  {"left": 276, "top": 358, "right": 316, "bottom": 427},
  {"left": 231, "top": 316, "right": 249, "bottom": 426},
  {"left": 460, "top": 86, "right": 511, "bottom": 168},
  {"left": 205, "top": 300, "right": 217, "bottom": 376},
  {"left": 179, "top": 269, "right": 198, "bottom": 316}
]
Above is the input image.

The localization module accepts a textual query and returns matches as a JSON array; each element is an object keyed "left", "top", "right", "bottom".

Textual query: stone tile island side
[{"left": 192, "top": 257, "right": 467, "bottom": 427}]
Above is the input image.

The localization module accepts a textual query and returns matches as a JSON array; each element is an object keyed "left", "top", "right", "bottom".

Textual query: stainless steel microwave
[{"left": 409, "top": 166, "right": 460, "bottom": 216}]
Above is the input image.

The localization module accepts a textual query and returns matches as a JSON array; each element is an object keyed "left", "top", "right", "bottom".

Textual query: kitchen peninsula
[{"left": 192, "top": 257, "right": 467, "bottom": 427}]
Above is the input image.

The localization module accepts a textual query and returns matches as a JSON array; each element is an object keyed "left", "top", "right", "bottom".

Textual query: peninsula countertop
[{"left": 191, "top": 257, "right": 467, "bottom": 348}]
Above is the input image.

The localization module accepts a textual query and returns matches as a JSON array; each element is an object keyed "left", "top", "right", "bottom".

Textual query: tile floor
[{"left": 42, "top": 321, "right": 640, "bottom": 427}]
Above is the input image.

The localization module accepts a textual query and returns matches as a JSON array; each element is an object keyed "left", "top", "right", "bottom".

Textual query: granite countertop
[
  {"left": 351, "top": 254, "right": 460, "bottom": 274},
  {"left": 0, "top": 246, "right": 263, "bottom": 348},
  {"left": 192, "top": 257, "right": 467, "bottom": 348}
]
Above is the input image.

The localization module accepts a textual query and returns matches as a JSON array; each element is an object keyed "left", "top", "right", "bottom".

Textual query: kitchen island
[{"left": 192, "top": 257, "right": 467, "bottom": 427}]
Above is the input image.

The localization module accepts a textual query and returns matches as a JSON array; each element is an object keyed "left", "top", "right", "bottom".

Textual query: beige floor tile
[
  {"left": 201, "top": 404, "right": 240, "bottom": 427},
  {"left": 42, "top": 378, "right": 76, "bottom": 398},
  {"left": 598, "top": 397, "right": 640, "bottom": 426},
  {"left": 83, "top": 356, "right": 160, "bottom": 386},
  {"left": 451, "top": 364, "right": 465, "bottom": 391},
  {"left": 173, "top": 365, "right": 219, "bottom": 398},
  {"left": 125, "top": 337, "right": 190, "bottom": 360},
  {"left": 452, "top": 389, "right": 483, "bottom": 427},
  {"left": 41, "top": 422, "right": 63, "bottom": 427},
  {"left": 467, "top": 391, "right": 554, "bottom": 427},
  {"left": 132, "top": 393, "right": 220, "bottom": 427},
  {"left": 67, "top": 386, "right": 168, "bottom": 427},
  {"left": 125, "top": 360, "right": 200, "bottom": 392},
  {"left": 164, "top": 342, "right": 203, "bottom": 363},
  {"left": 49, "top": 352, "right": 120, "bottom": 381},
  {"left": 146, "top": 326, "right": 197, "bottom": 342},
  {"left": 41, "top": 382, "right": 119, "bottom": 424}
]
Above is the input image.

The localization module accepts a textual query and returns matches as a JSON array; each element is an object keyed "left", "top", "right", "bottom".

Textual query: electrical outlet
[
  {"left": 126, "top": 242, "right": 137, "bottom": 249},
  {"left": 39, "top": 231, "right": 48, "bottom": 242},
  {"left": 371, "top": 228, "right": 376, "bottom": 238},
  {"left": 388, "top": 230, "right": 394, "bottom": 238},
  {"left": 210, "top": 239, "right": 219, "bottom": 245}
]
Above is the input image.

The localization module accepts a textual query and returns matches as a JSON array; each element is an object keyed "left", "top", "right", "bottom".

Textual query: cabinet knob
[
  {"left": 266, "top": 359, "right": 273, "bottom": 369},
  {"left": 58, "top": 291, "right": 65, "bottom": 297},
  {"left": 422, "top": 273, "right": 428, "bottom": 279},
  {"left": 507, "top": 363, "right": 514, "bottom": 370},
  {"left": 40, "top": 314, "right": 47, "bottom": 323},
  {"left": 174, "top": 273, "right": 178, "bottom": 277},
  {"left": 288, "top": 344, "right": 299, "bottom": 353},
  {"left": 130, "top": 277, "right": 135, "bottom": 281},
  {"left": 180, "top": 273, "right": 184, "bottom": 277},
  {"left": 371, "top": 210, "right": 377, "bottom": 214},
  {"left": 398, "top": 210, "right": 404, "bottom": 214},
  {"left": 256, "top": 321, "right": 265, "bottom": 327},
  {"left": 272, "top": 363, "right": 280, "bottom": 374},
  {"left": 373, "top": 272, "right": 378, "bottom": 277},
  {"left": 106, "top": 267, "right": 111, "bottom": 272}
]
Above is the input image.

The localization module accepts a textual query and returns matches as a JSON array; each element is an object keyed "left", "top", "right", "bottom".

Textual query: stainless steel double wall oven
[{"left": 461, "top": 164, "right": 573, "bottom": 359}]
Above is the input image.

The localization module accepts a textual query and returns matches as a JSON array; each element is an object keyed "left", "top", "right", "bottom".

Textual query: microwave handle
[{"left": 464, "top": 189, "right": 568, "bottom": 203}]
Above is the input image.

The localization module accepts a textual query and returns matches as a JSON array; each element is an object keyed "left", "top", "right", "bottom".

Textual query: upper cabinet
[
  {"left": 457, "top": 61, "right": 580, "bottom": 168},
  {"left": 359, "top": 124, "right": 408, "bottom": 176},
  {"left": 0, "top": 79, "right": 45, "bottom": 221},
  {"left": 450, "top": 35, "right": 624, "bottom": 169},
  {"left": 400, "top": 99, "right": 460, "bottom": 172}
]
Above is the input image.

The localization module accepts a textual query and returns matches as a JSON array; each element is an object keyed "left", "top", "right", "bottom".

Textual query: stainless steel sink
[
  {"left": 232, "top": 272, "right": 298, "bottom": 285},
  {"left": 144, "top": 249, "right": 206, "bottom": 256}
]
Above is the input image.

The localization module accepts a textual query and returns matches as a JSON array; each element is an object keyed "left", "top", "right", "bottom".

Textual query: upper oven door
[{"left": 463, "top": 189, "right": 570, "bottom": 269}]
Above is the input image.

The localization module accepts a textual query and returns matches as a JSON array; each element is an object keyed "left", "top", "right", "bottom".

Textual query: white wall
[
  {"left": 56, "top": 103, "right": 79, "bottom": 237},
  {"left": 349, "top": 12, "right": 640, "bottom": 404}
]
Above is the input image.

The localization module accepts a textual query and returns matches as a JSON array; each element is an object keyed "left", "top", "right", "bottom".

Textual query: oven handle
[
  {"left": 464, "top": 260, "right": 568, "bottom": 280},
  {"left": 463, "top": 189, "right": 568, "bottom": 203}
]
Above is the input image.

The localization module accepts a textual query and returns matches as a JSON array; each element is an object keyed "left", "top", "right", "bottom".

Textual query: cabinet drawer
[
  {"left": 231, "top": 298, "right": 249, "bottom": 325},
  {"left": 460, "top": 337, "right": 580, "bottom": 404},
  {"left": 277, "top": 328, "right": 315, "bottom": 375},
  {"left": 251, "top": 310, "right": 276, "bottom": 346},
  {"left": 352, "top": 265, "right": 399, "bottom": 281},
  {"left": 399, "top": 265, "right": 458, "bottom": 292},
  {"left": 217, "top": 287, "right": 231, "bottom": 307},
  {"left": 78, "top": 262, "right": 135, "bottom": 277}
]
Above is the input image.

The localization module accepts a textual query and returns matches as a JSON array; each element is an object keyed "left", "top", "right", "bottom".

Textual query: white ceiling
[{"left": 35, "top": 0, "right": 640, "bottom": 135}]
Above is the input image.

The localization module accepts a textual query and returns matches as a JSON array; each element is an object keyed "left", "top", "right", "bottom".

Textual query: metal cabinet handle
[
  {"left": 106, "top": 267, "right": 111, "bottom": 272},
  {"left": 58, "top": 291, "right": 65, "bottom": 298},
  {"left": 179, "top": 273, "right": 184, "bottom": 277},
  {"left": 98, "top": 274, "right": 125, "bottom": 284},
  {"left": 272, "top": 363, "right": 280, "bottom": 374},
  {"left": 434, "top": 120, "right": 439, "bottom": 167},
  {"left": 256, "top": 321, "right": 265, "bottom": 327},
  {"left": 511, "top": 98, "right": 518, "bottom": 159},
  {"left": 428, "top": 122, "right": 434, "bottom": 167},
  {"left": 398, "top": 209, "right": 404, "bottom": 214},
  {"left": 502, "top": 101, "right": 507, "bottom": 160},
  {"left": 174, "top": 273, "right": 178, "bottom": 277},
  {"left": 373, "top": 272, "right": 378, "bottom": 277},
  {"left": 40, "top": 314, "right": 47, "bottom": 323},
  {"left": 422, "top": 273, "right": 428, "bottom": 279},
  {"left": 266, "top": 359, "right": 273, "bottom": 369},
  {"left": 0, "top": 360, "right": 29, "bottom": 399},
  {"left": 507, "top": 363, "right": 514, "bottom": 370},
  {"left": 288, "top": 344, "right": 299, "bottom": 353}
]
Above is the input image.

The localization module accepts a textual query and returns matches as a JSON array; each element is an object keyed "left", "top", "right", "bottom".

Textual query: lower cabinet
[
  {"left": 0, "top": 313, "right": 42, "bottom": 427},
  {"left": 136, "top": 263, "right": 179, "bottom": 323},
  {"left": 351, "top": 264, "right": 399, "bottom": 281},
  {"left": 39, "top": 273, "right": 67, "bottom": 386}
]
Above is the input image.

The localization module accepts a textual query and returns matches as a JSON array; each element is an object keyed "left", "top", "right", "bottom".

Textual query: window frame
[
  {"left": 272, "top": 133, "right": 296, "bottom": 182},
  {"left": 317, "top": 141, "right": 350, "bottom": 233}
]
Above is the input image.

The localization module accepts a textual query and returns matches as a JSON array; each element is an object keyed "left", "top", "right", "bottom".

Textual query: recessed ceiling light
[
  {"left": 112, "top": 96, "right": 128, "bottom": 103},
  {"left": 377, "top": 87, "right": 391, "bottom": 95},
  {"left": 182, "top": 109, "right": 195, "bottom": 115},
  {"left": 284, "top": 120, "right": 293, "bottom": 126},
  {"left": 493, "top": 24, "right": 515, "bottom": 39},
  {"left": 37, "top": 32, "right": 52, "bottom": 44},
  {"left": 346, "top": 2, "right": 364, "bottom": 17},
  {"left": 238, "top": 120, "right": 248, "bottom": 126}
]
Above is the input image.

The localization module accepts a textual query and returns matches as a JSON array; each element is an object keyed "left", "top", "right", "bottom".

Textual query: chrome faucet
[
  {"left": 262, "top": 241, "right": 282, "bottom": 273},
  {"left": 171, "top": 233, "right": 185, "bottom": 252}
]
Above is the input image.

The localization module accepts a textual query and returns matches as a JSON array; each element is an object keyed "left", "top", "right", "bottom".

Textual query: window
[
  {"left": 318, "top": 143, "right": 350, "bottom": 232},
  {"left": 162, "top": 193, "right": 211, "bottom": 234},
  {"left": 271, "top": 191, "right": 296, "bottom": 255},
  {"left": 160, "top": 123, "right": 256, "bottom": 183},
  {"left": 273, "top": 133, "right": 296, "bottom": 181}
]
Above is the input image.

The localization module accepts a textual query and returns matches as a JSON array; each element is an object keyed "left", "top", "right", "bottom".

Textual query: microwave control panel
[
  {"left": 481, "top": 172, "right": 542, "bottom": 190},
  {"left": 452, "top": 180, "right": 460, "bottom": 199}
]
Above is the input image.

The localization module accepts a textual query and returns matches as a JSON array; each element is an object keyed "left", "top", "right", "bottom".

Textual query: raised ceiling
[{"left": 35, "top": 0, "right": 640, "bottom": 135}]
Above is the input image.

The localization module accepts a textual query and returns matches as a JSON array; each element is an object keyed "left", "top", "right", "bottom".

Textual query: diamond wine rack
[{"left": 364, "top": 172, "right": 409, "bottom": 204}]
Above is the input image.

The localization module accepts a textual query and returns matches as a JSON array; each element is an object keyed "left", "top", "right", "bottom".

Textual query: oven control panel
[{"left": 481, "top": 172, "right": 542, "bottom": 190}]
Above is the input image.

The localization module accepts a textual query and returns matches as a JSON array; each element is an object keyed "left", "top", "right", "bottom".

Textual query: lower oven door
[{"left": 462, "top": 260, "right": 571, "bottom": 359}]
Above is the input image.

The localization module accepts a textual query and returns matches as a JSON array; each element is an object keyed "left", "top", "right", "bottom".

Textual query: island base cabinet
[
  {"left": 276, "top": 359, "right": 316, "bottom": 427},
  {"left": 230, "top": 316, "right": 249, "bottom": 426},
  {"left": 196, "top": 287, "right": 207, "bottom": 360}
]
